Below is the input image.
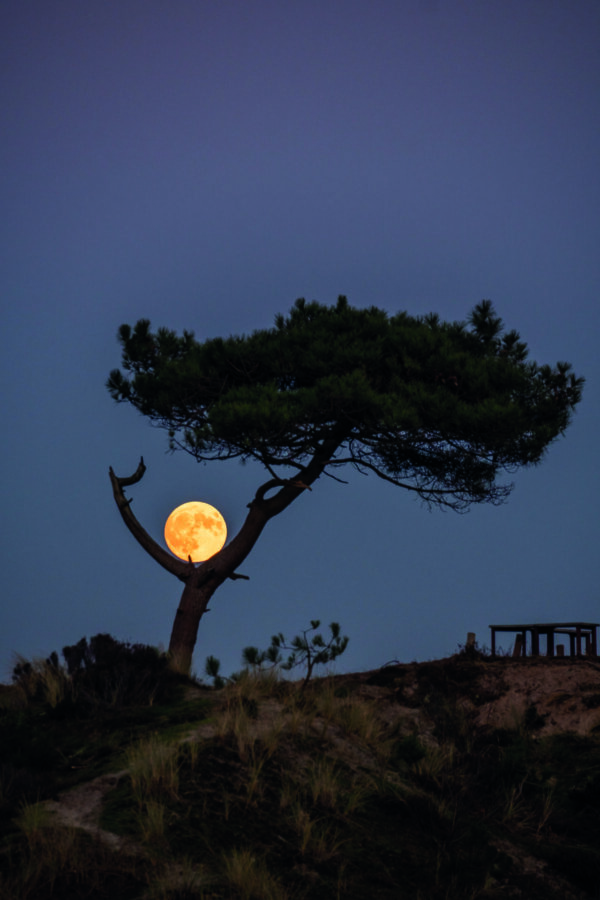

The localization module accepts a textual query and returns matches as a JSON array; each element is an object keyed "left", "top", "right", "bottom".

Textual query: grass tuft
[
  {"left": 3, "top": 653, "right": 600, "bottom": 899},
  {"left": 221, "top": 846, "right": 288, "bottom": 899},
  {"left": 127, "top": 736, "right": 180, "bottom": 802},
  {"left": 15, "top": 799, "right": 52, "bottom": 848}
]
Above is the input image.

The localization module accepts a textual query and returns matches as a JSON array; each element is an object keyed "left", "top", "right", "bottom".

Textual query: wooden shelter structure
[{"left": 489, "top": 622, "right": 599, "bottom": 658}]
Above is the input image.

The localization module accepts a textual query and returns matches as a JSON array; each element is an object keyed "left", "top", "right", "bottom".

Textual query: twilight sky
[{"left": 1, "top": 0, "right": 598, "bottom": 682}]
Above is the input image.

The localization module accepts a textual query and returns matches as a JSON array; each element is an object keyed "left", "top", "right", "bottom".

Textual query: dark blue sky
[{"left": 2, "top": 0, "right": 598, "bottom": 681}]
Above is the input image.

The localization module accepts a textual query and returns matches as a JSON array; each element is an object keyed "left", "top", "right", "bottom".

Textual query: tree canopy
[
  {"left": 107, "top": 296, "right": 583, "bottom": 673},
  {"left": 108, "top": 297, "right": 583, "bottom": 512}
]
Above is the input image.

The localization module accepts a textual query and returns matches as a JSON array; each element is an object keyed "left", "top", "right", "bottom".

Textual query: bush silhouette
[{"left": 60, "top": 633, "right": 178, "bottom": 710}]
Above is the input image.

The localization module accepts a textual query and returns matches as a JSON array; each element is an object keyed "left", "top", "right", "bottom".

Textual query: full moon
[{"left": 164, "top": 501, "right": 227, "bottom": 562}]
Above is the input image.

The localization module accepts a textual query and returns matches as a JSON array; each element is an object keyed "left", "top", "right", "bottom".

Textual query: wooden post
[
  {"left": 556, "top": 644, "right": 565, "bottom": 657},
  {"left": 466, "top": 632, "right": 476, "bottom": 648},
  {"left": 513, "top": 634, "right": 524, "bottom": 658}
]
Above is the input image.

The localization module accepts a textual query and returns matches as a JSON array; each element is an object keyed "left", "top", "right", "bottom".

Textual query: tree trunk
[
  {"left": 110, "top": 433, "right": 346, "bottom": 675},
  {"left": 167, "top": 494, "right": 273, "bottom": 673},
  {"left": 168, "top": 577, "right": 214, "bottom": 675}
]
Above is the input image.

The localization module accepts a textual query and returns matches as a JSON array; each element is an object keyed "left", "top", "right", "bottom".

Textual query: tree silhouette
[
  {"left": 107, "top": 297, "right": 583, "bottom": 673},
  {"left": 243, "top": 620, "right": 350, "bottom": 689}
]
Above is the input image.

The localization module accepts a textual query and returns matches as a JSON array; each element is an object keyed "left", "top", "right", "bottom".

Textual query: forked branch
[{"left": 109, "top": 457, "right": 190, "bottom": 581}]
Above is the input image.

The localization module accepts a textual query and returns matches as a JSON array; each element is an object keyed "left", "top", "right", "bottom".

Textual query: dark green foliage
[
  {"left": 0, "top": 681, "right": 209, "bottom": 849},
  {"left": 240, "top": 645, "right": 264, "bottom": 668},
  {"left": 3, "top": 652, "right": 600, "bottom": 899},
  {"left": 240, "top": 643, "right": 281, "bottom": 669},
  {"left": 10, "top": 634, "right": 180, "bottom": 714},
  {"left": 10, "top": 660, "right": 39, "bottom": 701},
  {"left": 100, "top": 666, "right": 600, "bottom": 899},
  {"left": 106, "top": 299, "right": 584, "bottom": 675},
  {"left": 108, "top": 296, "right": 583, "bottom": 511},
  {"left": 206, "top": 621, "right": 349, "bottom": 689},
  {"left": 204, "top": 654, "right": 226, "bottom": 689},
  {"left": 244, "top": 620, "right": 349, "bottom": 687},
  {"left": 61, "top": 633, "right": 178, "bottom": 710},
  {"left": 2, "top": 837, "right": 146, "bottom": 900}
]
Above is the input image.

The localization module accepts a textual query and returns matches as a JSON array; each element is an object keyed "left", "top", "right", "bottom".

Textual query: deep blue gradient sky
[{"left": 2, "top": 1, "right": 598, "bottom": 681}]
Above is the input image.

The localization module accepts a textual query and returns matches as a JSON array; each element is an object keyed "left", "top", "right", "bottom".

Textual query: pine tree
[{"left": 107, "top": 297, "right": 583, "bottom": 673}]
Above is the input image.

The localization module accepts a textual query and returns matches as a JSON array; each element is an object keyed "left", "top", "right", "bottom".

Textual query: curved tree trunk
[
  {"left": 167, "top": 577, "right": 214, "bottom": 675},
  {"left": 109, "top": 434, "right": 345, "bottom": 674},
  {"left": 166, "top": 498, "right": 273, "bottom": 674}
]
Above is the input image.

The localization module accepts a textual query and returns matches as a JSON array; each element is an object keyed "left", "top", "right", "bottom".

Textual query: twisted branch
[{"left": 109, "top": 457, "right": 191, "bottom": 581}]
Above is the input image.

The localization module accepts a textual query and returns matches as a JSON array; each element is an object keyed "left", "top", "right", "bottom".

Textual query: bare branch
[
  {"left": 322, "top": 468, "right": 349, "bottom": 484},
  {"left": 336, "top": 454, "right": 510, "bottom": 509},
  {"left": 109, "top": 461, "right": 190, "bottom": 581},
  {"left": 112, "top": 456, "right": 147, "bottom": 487},
  {"left": 334, "top": 456, "right": 432, "bottom": 493}
]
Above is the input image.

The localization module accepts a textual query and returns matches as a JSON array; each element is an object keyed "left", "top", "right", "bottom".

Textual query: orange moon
[{"left": 164, "top": 501, "right": 227, "bottom": 562}]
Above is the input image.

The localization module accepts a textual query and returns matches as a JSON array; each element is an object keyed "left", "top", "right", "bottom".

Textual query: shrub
[
  {"left": 61, "top": 633, "right": 178, "bottom": 710},
  {"left": 11, "top": 655, "right": 72, "bottom": 708},
  {"left": 11, "top": 634, "right": 181, "bottom": 715}
]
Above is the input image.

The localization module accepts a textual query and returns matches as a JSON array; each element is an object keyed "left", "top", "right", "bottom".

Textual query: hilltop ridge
[{"left": 1, "top": 652, "right": 599, "bottom": 898}]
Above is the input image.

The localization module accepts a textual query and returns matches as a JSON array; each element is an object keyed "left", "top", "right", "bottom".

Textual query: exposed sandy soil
[
  {"left": 472, "top": 658, "right": 600, "bottom": 734},
  {"left": 362, "top": 656, "right": 600, "bottom": 736},
  {"left": 44, "top": 770, "right": 143, "bottom": 853},
  {"left": 44, "top": 656, "right": 600, "bottom": 853}
]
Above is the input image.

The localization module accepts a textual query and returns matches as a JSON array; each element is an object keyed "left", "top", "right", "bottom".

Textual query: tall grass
[
  {"left": 224, "top": 667, "right": 284, "bottom": 705},
  {"left": 14, "top": 800, "right": 52, "bottom": 848},
  {"left": 2, "top": 812, "right": 144, "bottom": 900},
  {"left": 215, "top": 672, "right": 287, "bottom": 761},
  {"left": 335, "top": 696, "right": 386, "bottom": 744},
  {"left": 413, "top": 743, "right": 456, "bottom": 788},
  {"left": 9, "top": 655, "right": 72, "bottom": 709},
  {"left": 306, "top": 680, "right": 388, "bottom": 749},
  {"left": 215, "top": 700, "right": 254, "bottom": 758},
  {"left": 5, "top": 651, "right": 598, "bottom": 900},
  {"left": 245, "top": 746, "right": 268, "bottom": 805},
  {"left": 143, "top": 859, "right": 215, "bottom": 898},
  {"left": 287, "top": 803, "right": 346, "bottom": 863},
  {"left": 136, "top": 799, "right": 168, "bottom": 846},
  {"left": 221, "top": 847, "right": 288, "bottom": 900},
  {"left": 284, "top": 753, "right": 372, "bottom": 817},
  {"left": 304, "top": 757, "right": 344, "bottom": 808},
  {"left": 127, "top": 736, "right": 180, "bottom": 802}
]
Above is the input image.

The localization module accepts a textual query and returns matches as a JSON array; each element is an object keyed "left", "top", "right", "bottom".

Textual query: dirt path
[
  {"left": 45, "top": 770, "right": 143, "bottom": 853},
  {"left": 43, "top": 659, "right": 600, "bottom": 853}
]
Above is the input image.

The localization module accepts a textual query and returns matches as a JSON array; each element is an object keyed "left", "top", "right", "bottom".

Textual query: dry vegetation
[{"left": 1, "top": 648, "right": 600, "bottom": 899}]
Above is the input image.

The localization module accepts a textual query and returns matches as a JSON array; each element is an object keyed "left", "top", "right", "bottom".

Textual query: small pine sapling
[
  {"left": 204, "top": 654, "right": 226, "bottom": 689},
  {"left": 109, "top": 299, "right": 583, "bottom": 674},
  {"left": 268, "top": 621, "right": 349, "bottom": 689},
  {"left": 208, "top": 622, "right": 348, "bottom": 689},
  {"left": 241, "top": 644, "right": 282, "bottom": 671}
]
